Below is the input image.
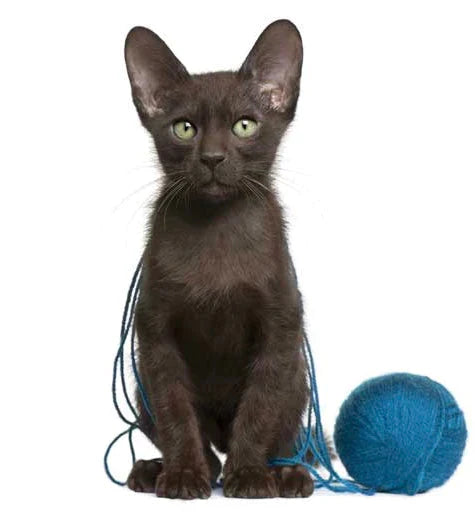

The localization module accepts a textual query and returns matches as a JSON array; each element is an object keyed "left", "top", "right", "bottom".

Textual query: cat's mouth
[{"left": 198, "top": 180, "right": 236, "bottom": 202}]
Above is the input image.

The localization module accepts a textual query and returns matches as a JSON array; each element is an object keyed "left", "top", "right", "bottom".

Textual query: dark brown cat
[{"left": 124, "top": 19, "right": 313, "bottom": 499}]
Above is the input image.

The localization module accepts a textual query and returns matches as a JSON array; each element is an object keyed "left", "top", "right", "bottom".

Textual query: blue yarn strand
[
  {"left": 130, "top": 312, "right": 154, "bottom": 421},
  {"left": 111, "top": 258, "right": 143, "bottom": 424},
  {"left": 104, "top": 425, "right": 138, "bottom": 486},
  {"left": 105, "top": 255, "right": 374, "bottom": 495},
  {"left": 105, "top": 259, "right": 143, "bottom": 484}
]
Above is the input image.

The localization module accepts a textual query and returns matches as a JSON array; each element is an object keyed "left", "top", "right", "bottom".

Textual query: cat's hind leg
[
  {"left": 271, "top": 464, "right": 314, "bottom": 498},
  {"left": 127, "top": 459, "right": 163, "bottom": 493}
]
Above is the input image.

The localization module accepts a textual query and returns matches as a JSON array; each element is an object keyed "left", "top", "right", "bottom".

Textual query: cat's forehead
[
  {"left": 191, "top": 71, "right": 241, "bottom": 95},
  {"left": 177, "top": 71, "right": 261, "bottom": 121}
]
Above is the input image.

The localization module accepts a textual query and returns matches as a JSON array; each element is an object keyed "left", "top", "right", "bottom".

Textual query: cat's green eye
[
  {"left": 173, "top": 120, "right": 197, "bottom": 140},
  {"left": 232, "top": 118, "right": 258, "bottom": 138}
]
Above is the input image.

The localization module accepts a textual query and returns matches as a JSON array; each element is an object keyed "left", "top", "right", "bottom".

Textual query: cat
[{"left": 123, "top": 19, "right": 313, "bottom": 499}]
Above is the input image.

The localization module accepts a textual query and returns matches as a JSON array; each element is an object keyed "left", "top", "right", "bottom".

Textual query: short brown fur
[{"left": 123, "top": 20, "right": 313, "bottom": 499}]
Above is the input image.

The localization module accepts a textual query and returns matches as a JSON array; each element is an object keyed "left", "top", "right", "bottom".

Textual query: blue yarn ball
[{"left": 334, "top": 373, "right": 467, "bottom": 494}]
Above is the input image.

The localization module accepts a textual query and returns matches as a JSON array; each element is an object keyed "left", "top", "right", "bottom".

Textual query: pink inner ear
[
  {"left": 131, "top": 84, "right": 163, "bottom": 118},
  {"left": 259, "top": 83, "right": 288, "bottom": 112}
]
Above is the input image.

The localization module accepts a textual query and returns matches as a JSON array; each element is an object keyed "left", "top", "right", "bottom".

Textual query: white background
[{"left": 1, "top": 1, "right": 474, "bottom": 518}]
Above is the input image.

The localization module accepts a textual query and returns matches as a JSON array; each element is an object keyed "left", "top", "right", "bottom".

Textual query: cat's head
[{"left": 125, "top": 20, "right": 303, "bottom": 203}]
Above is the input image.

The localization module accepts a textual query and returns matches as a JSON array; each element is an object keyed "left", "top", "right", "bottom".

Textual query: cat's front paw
[
  {"left": 155, "top": 467, "right": 211, "bottom": 499},
  {"left": 223, "top": 465, "right": 278, "bottom": 498}
]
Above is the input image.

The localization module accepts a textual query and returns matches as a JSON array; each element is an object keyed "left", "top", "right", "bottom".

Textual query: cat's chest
[{"left": 155, "top": 216, "right": 277, "bottom": 299}]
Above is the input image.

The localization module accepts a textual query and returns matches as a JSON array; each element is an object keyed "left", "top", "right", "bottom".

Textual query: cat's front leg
[
  {"left": 222, "top": 307, "right": 308, "bottom": 498},
  {"left": 136, "top": 310, "right": 211, "bottom": 499}
]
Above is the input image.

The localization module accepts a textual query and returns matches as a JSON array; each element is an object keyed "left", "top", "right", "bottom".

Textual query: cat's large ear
[
  {"left": 124, "top": 27, "right": 189, "bottom": 118},
  {"left": 239, "top": 20, "right": 303, "bottom": 114}
]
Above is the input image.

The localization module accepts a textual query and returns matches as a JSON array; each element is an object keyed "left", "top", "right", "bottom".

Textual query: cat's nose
[{"left": 200, "top": 152, "right": 225, "bottom": 170}]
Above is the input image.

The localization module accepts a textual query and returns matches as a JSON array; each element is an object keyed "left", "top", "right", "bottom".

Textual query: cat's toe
[
  {"left": 155, "top": 468, "right": 211, "bottom": 499},
  {"left": 223, "top": 466, "right": 278, "bottom": 498},
  {"left": 272, "top": 465, "right": 314, "bottom": 498}
]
